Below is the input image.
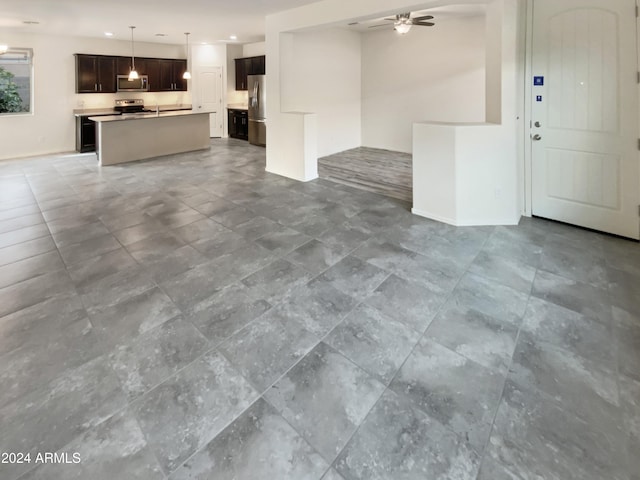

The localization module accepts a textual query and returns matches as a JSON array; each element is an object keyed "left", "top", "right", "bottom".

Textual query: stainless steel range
[{"left": 114, "top": 99, "right": 153, "bottom": 114}]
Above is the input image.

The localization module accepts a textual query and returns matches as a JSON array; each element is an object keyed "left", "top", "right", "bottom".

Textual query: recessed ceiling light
[
  {"left": 229, "top": 35, "right": 237, "bottom": 40},
  {"left": 201, "top": 42, "right": 208, "bottom": 45},
  {"left": 23, "top": 20, "right": 39, "bottom": 25},
  {"left": 104, "top": 32, "right": 113, "bottom": 36},
  {"left": 155, "top": 33, "right": 167, "bottom": 37}
]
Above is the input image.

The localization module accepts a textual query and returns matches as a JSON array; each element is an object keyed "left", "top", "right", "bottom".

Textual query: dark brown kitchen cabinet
[
  {"left": 75, "top": 55, "right": 116, "bottom": 93},
  {"left": 76, "top": 54, "right": 187, "bottom": 93},
  {"left": 153, "top": 59, "right": 187, "bottom": 92},
  {"left": 234, "top": 55, "right": 265, "bottom": 90},
  {"left": 228, "top": 109, "right": 248, "bottom": 140},
  {"left": 75, "top": 116, "right": 97, "bottom": 152}
]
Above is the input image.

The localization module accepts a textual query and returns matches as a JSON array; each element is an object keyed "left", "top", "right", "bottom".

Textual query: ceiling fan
[{"left": 369, "top": 12, "right": 435, "bottom": 35}]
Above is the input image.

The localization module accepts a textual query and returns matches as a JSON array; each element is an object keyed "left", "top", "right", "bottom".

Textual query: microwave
[{"left": 116, "top": 75, "right": 149, "bottom": 92}]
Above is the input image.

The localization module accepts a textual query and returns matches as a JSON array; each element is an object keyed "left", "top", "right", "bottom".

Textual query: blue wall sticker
[{"left": 534, "top": 76, "right": 544, "bottom": 86}]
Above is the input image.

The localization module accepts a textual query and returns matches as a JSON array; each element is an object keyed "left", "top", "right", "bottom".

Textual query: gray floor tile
[
  {"left": 468, "top": 251, "right": 536, "bottom": 294},
  {"left": 0, "top": 204, "right": 40, "bottom": 222},
  {"left": 219, "top": 309, "right": 319, "bottom": 392},
  {"left": 335, "top": 389, "right": 480, "bottom": 480},
  {"left": 58, "top": 233, "right": 122, "bottom": 266},
  {"left": 210, "top": 205, "right": 257, "bottom": 228},
  {"left": 390, "top": 337, "right": 506, "bottom": 452},
  {"left": 316, "top": 222, "right": 370, "bottom": 256},
  {"left": 509, "top": 331, "right": 619, "bottom": 426},
  {"left": 66, "top": 247, "right": 138, "bottom": 286},
  {"left": 192, "top": 197, "right": 237, "bottom": 216},
  {"left": 109, "top": 317, "right": 209, "bottom": 400},
  {"left": 19, "top": 410, "right": 165, "bottom": 480},
  {"left": 316, "top": 255, "right": 389, "bottom": 301},
  {"left": 78, "top": 266, "right": 157, "bottom": 314},
  {"left": 426, "top": 304, "right": 519, "bottom": 375},
  {"left": 0, "top": 213, "right": 44, "bottom": 235},
  {"left": 488, "top": 380, "right": 627, "bottom": 480},
  {"left": 171, "top": 217, "right": 228, "bottom": 244},
  {"left": 90, "top": 286, "right": 182, "bottom": 345},
  {"left": 141, "top": 244, "right": 209, "bottom": 284},
  {"left": 0, "top": 269, "right": 76, "bottom": 318},
  {"left": 522, "top": 296, "right": 615, "bottom": 369},
  {"left": 51, "top": 220, "right": 111, "bottom": 249},
  {"left": 364, "top": 273, "right": 445, "bottom": 333},
  {"left": 265, "top": 342, "right": 385, "bottom": 462},
  {"left": 169, "top": 398, "right": 328, "bottom": 480},
  {"left": 112, "top": 219, "right": 166, "bottom": 246},
  {"left": 532, "top": 269, "right": 613, "bottom": 325},
  {"left": 0, "top": 235, "right": 56, "bottom": 267},
  {"left": 613, "top": 306, "right": 640, "bottom": 382},
  {"left": 271, "top": 277, "right": 359, "bottom": 337},
  {"left": 325, "top": 304, "right": 420, "bottom": 384},
  {"left": 255, "top": 227, "right": 313, "bottom": 256},
  {"left": 0, "top": 249, "right": 65, "bottom": 289},
  {"left": 321, "top": 469, "right": 346, "bottom": 480},
  {"left": 481, "top": 226, "right": 544, "bottom": 268},
  {"left": 0, "top": 223, "right": 50, "bottom": 249},
  {"left": 126, "top": 232, "right": 187, "bottom": 264},
  {"left": 449, "top": 273, "right": 530, "bottom": 326},
  {"left": 241, "top": 258, "right": 313, "bottom": 303},
  {"left": 232, "top": 215, "right": 288, "bottom": 241},
  {"left": 608, "top": 267, "right": 640, "bottom": 316},
  {"left": 476, "top": 457, "right": 525, "bottom": 480},
  {"left": 184, "top": 283, "right": 272, "bottom": 345},
  {"left": 0, "top": 357, "right": 127, "bottom": 480},
  {"left": 540, "top": 234, "right": 609, "bottom": 288},
  {"left": 285, "top": 239, "right": 346, "bottom": 275},
  {"left": 0, "top": 293, "right": 86, "bottom": 357},
  {"left": 133, "top": 350, "right": 258, "bottom": 474},
  {"left": 190, "top": 228, "right": 252, "bottom": 259}
]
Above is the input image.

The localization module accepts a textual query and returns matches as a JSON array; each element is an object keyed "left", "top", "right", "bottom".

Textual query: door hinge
[
  {"left": 637, "top": 71, "right": 640, "bottom": 83},
  {"left": 638, "top": 138, "right": 640, "bottom": 150},
  {"left": 636, "top": 5, "right": 639, "bottom": 17}
]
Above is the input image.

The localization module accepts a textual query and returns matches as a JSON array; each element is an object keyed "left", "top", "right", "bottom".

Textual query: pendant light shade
[
  {"left": 128, "top": 26, "right": 139, "bottom": 80},
  {"left": 182, "top": 32, "right": 191, "bottom": 80}
]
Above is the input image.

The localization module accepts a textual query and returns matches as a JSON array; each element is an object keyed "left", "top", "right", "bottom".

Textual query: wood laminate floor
[{"left": 318, "top": 147, "right": 412, "bottom": 203}]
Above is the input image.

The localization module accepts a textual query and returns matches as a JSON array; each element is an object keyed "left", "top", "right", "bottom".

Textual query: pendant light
[
  {"left": 182, "top": 32, "right": 191, "bottom": 80},
  {"left": 128, "top": 26, "right": 139, "bottom": 80}
]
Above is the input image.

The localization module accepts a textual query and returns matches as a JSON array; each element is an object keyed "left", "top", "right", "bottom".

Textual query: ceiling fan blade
[
  {"left": 413, "top": 15, "right": 434, "bottom": 21},
  {"left": 414, "top": 22, "right": 435, "bottom": 27},
  {"left": 368, "top": 24, "right": 390, "bottom": 28}
]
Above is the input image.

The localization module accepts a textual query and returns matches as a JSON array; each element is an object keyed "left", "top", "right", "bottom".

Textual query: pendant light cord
[{"left": 130, "top": 26, "right": 136, "bottom": 70}]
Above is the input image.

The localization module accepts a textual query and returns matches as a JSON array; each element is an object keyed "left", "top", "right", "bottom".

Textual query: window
[{"left": 0, "top": 48, "right": 33, "bottom": 115}]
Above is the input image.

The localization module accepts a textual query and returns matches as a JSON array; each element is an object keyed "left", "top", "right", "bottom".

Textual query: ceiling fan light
[{"left": 394, "top": 22, "right": 412, "bottom": 34}]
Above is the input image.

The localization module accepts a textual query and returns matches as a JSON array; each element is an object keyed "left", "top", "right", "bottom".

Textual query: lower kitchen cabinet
[
  {"left": 76, "top": 116, "right": 97, "bottom": 153},
  {"left": 228, "top": 109, "right": 248, "bottom": 140}
]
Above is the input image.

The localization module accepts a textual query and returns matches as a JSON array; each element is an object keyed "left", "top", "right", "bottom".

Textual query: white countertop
[
  {"left": 227, "top": 104, "right": 248, "bottom": 110},
  {"left": 89, "top": 109, "right": 206, "bottom": 123}
]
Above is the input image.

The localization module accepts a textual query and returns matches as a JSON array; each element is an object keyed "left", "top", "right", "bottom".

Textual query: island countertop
[
  {"left": 89, "top": 109, "right": 204, "bottom": 123},
  {"left": 75, "top": 104, "right": 192, "bottom": 117}
]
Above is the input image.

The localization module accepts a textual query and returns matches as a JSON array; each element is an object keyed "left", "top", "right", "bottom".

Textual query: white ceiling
[{"left": 0, "top": 0, "right": 323, "bottom": 45}]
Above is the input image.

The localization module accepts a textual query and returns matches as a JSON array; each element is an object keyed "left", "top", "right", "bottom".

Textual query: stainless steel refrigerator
[{"left": 248, "top": 74, "right": 266, "bottom": 147}]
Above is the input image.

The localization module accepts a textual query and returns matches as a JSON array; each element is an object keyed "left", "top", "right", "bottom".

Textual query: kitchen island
[{"left": 89, "top": 110, "right": 210, "bottom": 166}]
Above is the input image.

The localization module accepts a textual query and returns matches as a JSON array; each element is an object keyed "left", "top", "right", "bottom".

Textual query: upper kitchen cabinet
[
  {"left": 151, "top": 59, "right": 187, "bottom": 92},
  {"left": 75, "top": 54, "right": 187, "bottom": 93},
  {"left": 75, "top": 54, "right": 116, "bottom": 93},
  {"left": 235, "top": 55, "right": 265, "bottom": 90}
]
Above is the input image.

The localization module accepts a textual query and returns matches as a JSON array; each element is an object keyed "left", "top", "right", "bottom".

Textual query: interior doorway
[{"left": 529, "top": 0, "right": 639, "bottom": 239}]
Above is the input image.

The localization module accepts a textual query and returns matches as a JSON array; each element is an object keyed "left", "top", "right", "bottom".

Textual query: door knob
[
  {"left": 532, "top": 134, "right": 542, "bottom": 141},
  {"left": 534, "top": 121, "right": 542, "bottom": 127}
]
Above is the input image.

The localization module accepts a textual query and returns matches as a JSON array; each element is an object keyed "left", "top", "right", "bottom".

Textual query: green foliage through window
[
  {"left": 0, "top": 67, "right": 27, "bottom": 113},
  {"left": 0, "top": 48, "right": 32, "bottom": 115}
]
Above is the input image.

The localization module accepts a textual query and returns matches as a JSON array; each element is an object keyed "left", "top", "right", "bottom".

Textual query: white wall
[
  {"left": 361, "top": 14, "right": 486, "bottom": 153},
  {"left": 0, "top": 32, "right": 189, "bottom": 161},
  {"left": 281, "top": 28, "right": 362, "bottom": 158},
  {"left": 242, "top": 42, "right": 266, "bottom": 57}
]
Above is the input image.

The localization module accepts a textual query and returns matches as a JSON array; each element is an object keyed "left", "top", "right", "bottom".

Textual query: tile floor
[{"left": 0, "top": 139, "right": 638, "bottom": 480}]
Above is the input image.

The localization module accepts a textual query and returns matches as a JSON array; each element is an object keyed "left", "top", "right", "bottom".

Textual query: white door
[
  {"left": 531, "top": 0, "right": 639, "bottom": 239},
  {"left": 195, "top": 66, "right": 223, "bottom": 138}
]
